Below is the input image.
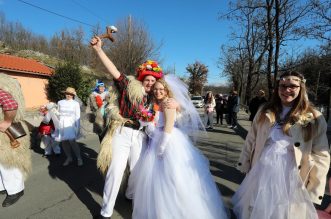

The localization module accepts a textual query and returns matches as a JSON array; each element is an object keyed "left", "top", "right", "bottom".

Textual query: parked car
[{"left": 191, "top": 96, "right": 204, "bottom": 108}]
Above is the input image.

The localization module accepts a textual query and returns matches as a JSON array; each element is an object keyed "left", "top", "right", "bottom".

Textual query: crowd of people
[{"left": 0, "top": 35, "right": 330, "bottom": 219}]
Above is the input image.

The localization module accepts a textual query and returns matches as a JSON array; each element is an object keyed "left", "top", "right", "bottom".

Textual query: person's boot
[
  {"left": 63, "top": 158, "right": 73, "bottom": 166},
  {"left": 77, "top": 158, "right": 83, "bottom": 167},
  {"left": 2, "top": 190, "right": 24, "bottom": 207}
]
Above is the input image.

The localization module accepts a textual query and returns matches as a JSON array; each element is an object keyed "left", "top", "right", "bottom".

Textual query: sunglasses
[{"left": 279, "top": 84, "right": 300, "bottom": 91}]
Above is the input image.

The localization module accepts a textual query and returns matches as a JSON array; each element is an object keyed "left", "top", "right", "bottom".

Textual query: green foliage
[
  {"left": 46, "top": 62, "right": 96, "bottom": 104},
  {"left": 78, "top": 74, "right": 98, "bottom": 104},
  {"left": 186, "top": 61, "right": 208, "bottom": 95}
]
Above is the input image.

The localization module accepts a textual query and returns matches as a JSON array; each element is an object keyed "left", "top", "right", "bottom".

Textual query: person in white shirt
[
  {"left": 55, "top": 87, "right": 82, "bottom": 167},
  {"left": 204, "top": 91, "right": 216, "bottom": 130}
]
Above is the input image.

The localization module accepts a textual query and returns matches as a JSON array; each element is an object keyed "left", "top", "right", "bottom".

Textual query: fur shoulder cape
[
  {"left": 0, "top": 74, "right": 31, "bottom": 179},
  {"left": 97, "top": 76, "right": 144, "bottom": 175}
]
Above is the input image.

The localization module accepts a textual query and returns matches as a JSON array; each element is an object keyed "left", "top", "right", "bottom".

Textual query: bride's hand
[
  {"left": 157, "top": 132, "right": 171, "bottom": 157},
  {"left": 145, "top": 122, "right": 155, "bottom": 137}
]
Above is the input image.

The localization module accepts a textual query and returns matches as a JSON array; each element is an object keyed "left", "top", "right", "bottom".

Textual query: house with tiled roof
[{"left": 0, "top": 54, "right": 53, "bottom": 108}]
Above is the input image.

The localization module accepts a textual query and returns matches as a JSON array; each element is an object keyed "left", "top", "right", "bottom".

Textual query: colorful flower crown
[{"left": 136, "top": 60, "right": 163, "bottom": 81}]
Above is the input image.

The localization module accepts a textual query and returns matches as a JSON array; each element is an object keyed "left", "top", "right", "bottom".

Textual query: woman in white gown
[
  {"left": 232, "top": 71, "right": 330, "bottom": 219},
  {"left": 55, "top": 87, "right": 83, "bottom": 167},
  {"left": 129, "top": 76, "right": 228, "bottom": 219}
]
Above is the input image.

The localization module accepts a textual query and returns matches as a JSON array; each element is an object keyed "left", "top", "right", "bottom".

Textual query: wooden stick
[{"left": 91, "top": 26, "right": 117, "bottom": 45}]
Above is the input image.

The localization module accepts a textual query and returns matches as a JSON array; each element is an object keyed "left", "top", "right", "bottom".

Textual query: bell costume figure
[
  {"left": 0, "top": 74, "right": 31, "bottom": 207},
  {"left": 232, "top": 71, "right": 330, "bottom": 219},
  {"left": 86, "top": 80, "right": 110, "bottom": 142},
  {"left": 91, "top": 36, "right": 178, "bottom": 219},
  {"left": 129, "top": 76, "right": 229, "bottom": 219}
]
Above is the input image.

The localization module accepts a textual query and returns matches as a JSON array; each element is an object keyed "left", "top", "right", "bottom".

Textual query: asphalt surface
[{"left": 0, "top": 109, "right": 329, "bottom": 219}]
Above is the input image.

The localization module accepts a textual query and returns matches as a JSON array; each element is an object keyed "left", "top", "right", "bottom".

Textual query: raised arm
[{"left": 90, "top": 36, "right": 121, "bottom": 79}]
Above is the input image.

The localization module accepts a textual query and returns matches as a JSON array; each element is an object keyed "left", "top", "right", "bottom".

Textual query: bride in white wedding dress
[{"left": 128, "top": 76, "right": 229, "bottom": 219}]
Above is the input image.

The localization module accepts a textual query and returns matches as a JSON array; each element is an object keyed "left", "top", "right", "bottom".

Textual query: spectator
[
  {"left": 204, "top": 91, "right": 216, "bottom": 130},
  {"left": 215, "top": 94, "right": 225, "bottom": 125},
  {"left": 55, "top": 87, "right": 83, "bottom": 167},
  {"left": 248, "top": 89, "right": 267, "bottom": 122},
  {"left": 227, "top": 90, "right": 240, "bottom": 129}
]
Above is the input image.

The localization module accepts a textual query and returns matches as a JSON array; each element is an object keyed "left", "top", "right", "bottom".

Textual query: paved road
[
  {"left": 1, "top": 110, "right": 329, "bottom": 218},
  {"left": 0, "top": 110, "right": 248, "bottom": 219}
]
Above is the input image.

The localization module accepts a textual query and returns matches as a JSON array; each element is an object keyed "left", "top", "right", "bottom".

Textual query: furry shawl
[
  {"left": 97, "top": 76, "right": 144, "bottom": 175},
  {"left": 0, "top": 74, "right": 31, "bottom": 179}
]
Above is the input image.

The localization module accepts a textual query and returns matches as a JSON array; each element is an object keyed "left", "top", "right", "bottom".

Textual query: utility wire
[
  {"left": 70, "top": 0, "right": 109, "bottom": 25},
  {"left": 17, "top": 0, "right": 95, "bottom": 27}
]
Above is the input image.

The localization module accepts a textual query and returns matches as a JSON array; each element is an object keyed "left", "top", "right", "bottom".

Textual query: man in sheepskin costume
[
  {"left": 0, "top": 74, "right": 31, "bottom": 207},
  {"left": 91, "top": 36, "right": 178, "bottom": 219},
  {"left": 86, "top": 80, "right": 110, "bottom": 142}
]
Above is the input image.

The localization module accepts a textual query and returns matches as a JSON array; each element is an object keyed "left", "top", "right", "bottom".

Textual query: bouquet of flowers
[
  {"left": 138, "top": 104, "right": 156, "bottom": 122},
  {"left": 137, "top": 103, "right": 159, "bottom": 127},
  {"left": 137, "top": 103, "right": 159, "bottom": 134}
]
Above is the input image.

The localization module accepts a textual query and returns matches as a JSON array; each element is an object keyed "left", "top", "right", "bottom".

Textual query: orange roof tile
[{"left": 0, "top": 54, "right": 53, "bottom": 76}]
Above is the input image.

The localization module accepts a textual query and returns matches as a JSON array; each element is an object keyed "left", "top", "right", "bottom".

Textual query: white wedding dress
[
  {"left": 232, "top": 124, "right": 318, "bottom": 219},
  {"left": 129, "top": 111, "right": 228, "bottom": 219}
]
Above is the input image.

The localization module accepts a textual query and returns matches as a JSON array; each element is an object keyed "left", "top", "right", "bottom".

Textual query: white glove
[
  {"left": 145, "top": 122, "right": 155, "bottom": 137},
  {"left": 139, "top": 121, "right": 155, "bottom": 137},
  {"left": 157, "top": 132, "right": 171, "bottom": 157}
]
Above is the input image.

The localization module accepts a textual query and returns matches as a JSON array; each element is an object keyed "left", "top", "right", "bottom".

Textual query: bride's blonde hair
[{"left": 153, "top": 78, "right": 174, "bottom": 99}]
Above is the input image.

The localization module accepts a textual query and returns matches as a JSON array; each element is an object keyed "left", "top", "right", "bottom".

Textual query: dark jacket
[
  {"left": 228, "top": 95, "right": 240, "bottom": 113},
  {"left": 248, "top": 96, "right": 267, "bottom": 121}
]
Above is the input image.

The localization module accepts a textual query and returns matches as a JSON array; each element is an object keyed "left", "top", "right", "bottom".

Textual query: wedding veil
[{"left": 164, "top": 74, "right": 205, "bottom": 141}]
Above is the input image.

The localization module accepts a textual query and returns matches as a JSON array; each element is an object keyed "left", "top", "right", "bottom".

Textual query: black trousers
[
  {"left": 231, "top": 111, "right": 238, "bottom": 127},
  {"left": 216, "top": 110, "right": 224, "bottom": 124}
]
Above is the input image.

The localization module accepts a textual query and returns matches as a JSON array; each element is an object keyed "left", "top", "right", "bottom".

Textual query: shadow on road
[
  {"left": 46, "top": 143, "right": 103, "bottom": 217},
  {"left": 44, "top": 143, "right": 132, "bottom": 219},
  {"left": 209, "top": 160, "right": 245, "bottom": 219},
  {"left": 233, "top": 123, "right": 248, "bottom": 140},
  {"left": 205, "top": 128, "right": 240, "bottom": 136}
]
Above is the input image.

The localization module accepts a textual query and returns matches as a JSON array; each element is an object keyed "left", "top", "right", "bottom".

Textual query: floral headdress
[
  {"left": 278, "top": 75, "right": 306, "bottom": 84},
  {"left": 136, "top": 60, "right": 163, "bottom": 81}
]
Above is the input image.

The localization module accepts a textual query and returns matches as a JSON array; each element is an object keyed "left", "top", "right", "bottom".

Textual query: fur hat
[
  {"left": 136, "top": 60, "right": 163, "bottom": 81},
  {"left": 63, "top": 87, "right": 76, "bottom": 96}
]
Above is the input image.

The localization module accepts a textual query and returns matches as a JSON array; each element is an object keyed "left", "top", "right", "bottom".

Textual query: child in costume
[{"left": 38, "top": 104, "right": 61, "bottom": 156}]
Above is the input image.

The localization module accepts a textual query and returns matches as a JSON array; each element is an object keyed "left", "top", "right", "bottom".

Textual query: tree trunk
[
  {"left": 273, "top": 0, "right": 281, "bottom": 82},
  {"left": 245, "top": 61, "right": 254, "bottom": 105},
  {"left": 266, "top": 0, "right": 274, "bottom": 99}
]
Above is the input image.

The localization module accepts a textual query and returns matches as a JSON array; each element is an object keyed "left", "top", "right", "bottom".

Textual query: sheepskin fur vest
[
  {"left": 0, "top": 73, "right": 31, "bottom": 179},
  {"left": 97, "top": 76, "right": 145, "bottom": 175}
]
